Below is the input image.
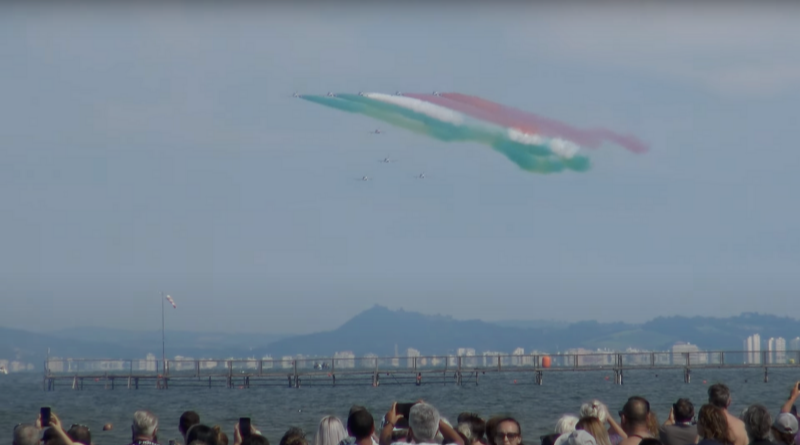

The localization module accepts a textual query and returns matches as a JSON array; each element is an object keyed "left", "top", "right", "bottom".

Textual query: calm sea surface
[{"left": 3, "top": 368, "right": 799, "bottom": 445}]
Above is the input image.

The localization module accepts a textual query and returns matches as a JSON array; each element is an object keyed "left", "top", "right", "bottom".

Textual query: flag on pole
[{"left": 165, "top": 294, "right": 177, "bottom": 309}]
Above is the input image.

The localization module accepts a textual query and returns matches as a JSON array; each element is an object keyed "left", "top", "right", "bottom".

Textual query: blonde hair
[
  {"left": 313, "top": 416, "right": 347, "bottom": 445},
  {"left": 576, "top": 417, "right": 611, "bottom": 445}
]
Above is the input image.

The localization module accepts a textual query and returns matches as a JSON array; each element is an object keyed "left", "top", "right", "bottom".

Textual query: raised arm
[
  {"left": 438, "top": 420, "right": 465, "bottom": 445},
  {"left": 781, "top": 382, "right": 800, "bottom": 413},
  {"left": 380, "top": 402, "right": 401, "bottom": 445}
]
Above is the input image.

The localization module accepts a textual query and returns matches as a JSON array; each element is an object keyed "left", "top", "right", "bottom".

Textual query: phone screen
[
  {"left": 41, "top": 407, "right": 52, "bottom": 428},
  {"left": 239, "top": 418, "right": 252, "bottom": 437},
  {"left": 394, "top": 403, "right": 414, "bottom": 428}
]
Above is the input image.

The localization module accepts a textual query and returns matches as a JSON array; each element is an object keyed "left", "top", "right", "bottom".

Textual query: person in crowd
[
  {"left": 486, "top": 418, "right": 502, "bottom": 445},
  {"left": 187, "top": 425, "right": 219, "bottom": 445},
  {"left": 577, "top": 417, "right": 612, "bottom": 445},
  {"left": 490, "top": 418, "right": 522, "bottom": 445},
  {"left": 542, "top": 433, "right": 562, "bottom": 445},
  {"left": 697, "top": 404, "right": 733, "bottom": 445},
  {"left": 638, "top": 440, "right": 663, "bottom": 445},
  {"left": 314, "top": 416, "right": 348, "bottom": 445},
  {"left": 708, "top": 384, "right": 747, "bottom": 445},
  {"left": 580, "top": 401, "right": 626, "bottom": 445},
  {"left": 772, "top": 414, "right": 798, "bottom": 445},
  {"left": 67, "top": 424, "right": 91, "bottom": 445},
  {"left": 778, "top": 382, "right": 800, "bottom": 445},
  {"left": 348, "top": 409, "right": 378, "bottom": 445},
  {"left": 457, "top": 413, "right": 486, "bottom": 445},
  {"left": 13, "top": 424, "right": 40, "bottom": 445},
  {"left": 130, "top": 410, "right": 160, "bottom": 445},
  {"left": 243, "top": 437, "right": 270, "bottom": 445},
  {"left": 280, "top": 427, "right": 308, "bottom": 445},
  {"left": 43, "top": 426, "right": 68, "bottom": 445},
  {"left": 620, "top": 397, "right": 654, "bottom": 445},
  {"left": 557, "top": 416, "right": 581, "bottom": 436},
  {"left": 566, "top": 430, "right": 597, "bottom": 445},
  {"left": 211, "top": 426, "right": 229, "bottom": 445},
  {"left": 180, "top": 412, "right": 201, "bottom": 445},
  {"left": 646, "top": 413, "right": 660, "bottom": 438},
  {"left": 741, "top": 404, "right": 772, "bottom": 445},
  {"left": 380, "top": 401, "right": 464, "bottom": 445},
  {"left": 659, "top": 398, "right": 698, "bottom": 445}
]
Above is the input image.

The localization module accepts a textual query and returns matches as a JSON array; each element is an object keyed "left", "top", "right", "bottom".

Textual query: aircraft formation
[{"left": 294, "top": 91, "right": 431, "bottom": 183}]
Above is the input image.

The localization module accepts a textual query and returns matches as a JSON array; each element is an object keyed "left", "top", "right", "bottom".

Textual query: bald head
[
  {"left": 14, "top": 424, "right": 39, "bottom": 445},
  {"left": 623, "top": 397, "right": 650, "bottom": 426}
]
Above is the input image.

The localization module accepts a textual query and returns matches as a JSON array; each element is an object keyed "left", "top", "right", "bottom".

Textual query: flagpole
[{"left": 161, "top": 291, "right": 166, "bottom": 375}]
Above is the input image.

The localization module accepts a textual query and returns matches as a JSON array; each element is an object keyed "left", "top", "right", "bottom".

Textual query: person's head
[
  {"left": 347, "top": 409, "right": 375, "bottom": 440},
  {"left": 742, "top": 404, "right": 771, "bottom": 442},
  {"left": 43, "top": 427, "right": 67, "bottom": 445},
  {"left": 180, "top": 412, "right": 201, "bottom": 439},
  {"left": 132, "top": 410, "right": 159, "bottom": 440},
  {"left": 408, "top": 403, "right": 441, "bottom": 443},
  {"left": 580, "top": 401, "right": 608, "bottom": 424},
  {"left": 708, "top": 384, "right": 732, "bottom": 409},
  {"left": 67, "top": 424, "right": 92, "bottom": 445},
  {"left": 486, "top": 417, "right": 501, "bottom": 445},
  {"left": 13, "top": 425, "right": 39, "bottom": 445},
  {"left": 492, "top": 418, "right": 521, "bottom": 445},
  {"left": 771, "top": 413, "right": 799, "bottom": 445},
  {"left": 313, "top": 416, "right": 347, "bottom": 445},
  {"left": 280, "top": 427, "right": 308, "bottom": 445},
  {"left": 576, "top": 417, "right": 611, "bottom": 445},
  {"left": 697, "top": 405, "right": 731, "bottom": 444},
  {"left": 621, "top": 397, "right": 650, "bottom": 432},
  {"left": 243, "top": 436, "right": 270, "bottom": 445},
  {"left": 457, "top": 413, "right": 486, "bottom": 444},
  {"left": 566, "top": 430, "right": 596, "bottom": 445},
  {"left": 349, "top": 406, "right": 367, "bottom": 418},
  {"left": 672, "top": 399, "right": 695, "bottom": 423},
  {"left": 555, "top": 415, "right": 579, "bottom": 435},
  {"left": 187, "top": 424, "right": 219, "bottom": 445}
]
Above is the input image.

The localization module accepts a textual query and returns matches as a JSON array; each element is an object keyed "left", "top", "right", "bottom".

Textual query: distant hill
[
  {"left": 258, "top": 306, "right": 800, "bottom": 357},
  {"left": 5, "top": 308, "right": 800, "bottom": 370}
]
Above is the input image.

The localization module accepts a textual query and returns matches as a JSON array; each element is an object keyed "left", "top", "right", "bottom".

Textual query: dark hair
[
  {"left": 180, "top": 412, "right": 201, "bottom": 436},
  {"left": 708, "top": 383, "right": 731, "bottom": 409},
  {"left": 42, "top": 428, "right": 67, "bottom": 445},
  {"left": 540, "top": 433, "right": 561, "bottom": 445},
  {"left": 639, "top": 439, "right": 663, "bottom": 445},
  {"left": 791, "top": 405, "right": 798, "bottom": 417},
  {"left": 673, "top": 399, "right": 694, "bottom": 423},
  {"left": 242, "top": 436, "right": 270, "bottom": 445},
  {"left": 67, "top": 425, "right": 91, "bottom": 445},
  {"left": 485, "top": 417, "right": 501, "bottom": 445},
  {"left": 698, "top": 405, "right": 732, "bottom": 444},
  {"left": 347, "top": 409, "right": 375, "bottom": 440},
  {"left": 187, "top": 425, "right": 219, "bottom": 445},
  {"left": 349, "top": 405, "right": 367, "bottom": 417},
  {"left": 279, "top": 428, "right": 307, "bottom": 445},
  {"left": 623, "top": 397, "right": 650, "bottom": 425},
  {"left": 458, "top": 413, "right": 486, "bottom": 442}
]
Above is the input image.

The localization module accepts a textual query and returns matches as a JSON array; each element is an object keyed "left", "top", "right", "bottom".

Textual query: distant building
[
  {"left": 281, "top": 355, "right": 294, "bottom": 369},
  {"left": 672, "top": 342, "right": 708, "bottom": 365},
  {"left": 791, "top": 337, "right": 800, "bottom": 351},
  {"left": 406, "top": 348, "right": 421, "bottom": 368},
  {"left": 767, "top": 337, "right": 787, "bottom": 364},
  {"left": 333, "top": 351, "right": 356, "bottom": 368},
  {"left": 745, "top": 334, "right": 761, "bottom": 364}
]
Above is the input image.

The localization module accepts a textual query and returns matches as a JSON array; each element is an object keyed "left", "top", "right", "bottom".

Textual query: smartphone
[
  {"left": 394, "top": 403, "right": 414, "bottom": 429},
  {"left": 41, "top": 407, "right": 52, "bottom": 428},
  {"left": 239, "top": 418, "right": 252, "bottom": 437}
]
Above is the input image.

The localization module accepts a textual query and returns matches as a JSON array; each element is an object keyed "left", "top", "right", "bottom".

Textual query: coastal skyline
[{"left": 2, "top": 3, "right": 799, "bottom": 334}]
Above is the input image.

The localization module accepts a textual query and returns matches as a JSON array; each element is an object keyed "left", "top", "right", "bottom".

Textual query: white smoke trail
[
  {"left": 507, "top": 129, "right": 580, "bottom": 159},
  {"left": 365, "top": 93, "right": 466, "bottom": 125}
]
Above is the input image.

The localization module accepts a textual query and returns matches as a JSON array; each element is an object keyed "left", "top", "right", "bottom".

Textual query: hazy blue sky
[{"left": 2, "top": 3, "right": 799, "bottom": 334}]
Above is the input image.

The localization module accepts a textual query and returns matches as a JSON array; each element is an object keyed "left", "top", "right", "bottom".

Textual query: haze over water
[{"left": 4, "top": 369, "right": 800, "bottom": 445}]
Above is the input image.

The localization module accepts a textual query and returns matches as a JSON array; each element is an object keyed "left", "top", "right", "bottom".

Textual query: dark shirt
[
  {"left": 697, "top": 439, "right": 727, "bottom": 445},
  {"left": 659, "top": 424, "right": 698, "bottom": 445},
  {"left": 127, "top": 440, "right": 160, "bottom": 445},
  {"left": 749, "top": 440, "right": 778, "bottom": 445}
]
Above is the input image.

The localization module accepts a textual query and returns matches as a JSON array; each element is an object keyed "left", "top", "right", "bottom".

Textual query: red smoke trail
[{"left": 439, "top": 93, "right": 648, "bottom": 153}]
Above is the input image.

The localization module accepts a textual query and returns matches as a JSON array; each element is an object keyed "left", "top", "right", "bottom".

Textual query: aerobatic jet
[
  {"left": 360, "top": 176, "right": 372, "bottom": 181},
  {"left": 380, "top": 156, "right": 396, "bottom": 163},
  {"left": 327, "top": 92, "right": 336, "bottom": 97},
  {"left": 395, "top": 91, "right": 404, "bottom": 96},
  {"left": 369, "top": 129, "right": 385, "bottom": 134},
  {"left": 292, "top": 92, "right": 301, "bottom": 98},
  {"left": 432, "top": 91, "right": 441, "bottom": 96},
  {"left": 417, "top": 173, "right": 426, "bottom": 179}
]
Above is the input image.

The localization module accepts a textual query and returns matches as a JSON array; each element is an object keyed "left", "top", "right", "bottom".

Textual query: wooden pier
[{"left": 42, "top": 350, "right": 800, "bottom": 391}]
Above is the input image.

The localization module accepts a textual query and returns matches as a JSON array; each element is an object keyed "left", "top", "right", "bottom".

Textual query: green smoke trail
[{"left": 304, "top": 94, "right": 591, "bottom": 174}]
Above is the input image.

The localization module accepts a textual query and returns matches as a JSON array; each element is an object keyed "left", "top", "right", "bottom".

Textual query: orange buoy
[{"left": 542, "top": 356, "right": 552, "bottom": 368}]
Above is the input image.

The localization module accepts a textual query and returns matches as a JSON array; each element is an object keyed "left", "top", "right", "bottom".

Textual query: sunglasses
[{"left": 495, "top": 433, "right": 521, "bottom": 441}]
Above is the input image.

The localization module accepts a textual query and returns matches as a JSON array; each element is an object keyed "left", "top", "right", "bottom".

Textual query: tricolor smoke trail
[{"left": 301, "top": 92, "right": 646, "bottom": 174}]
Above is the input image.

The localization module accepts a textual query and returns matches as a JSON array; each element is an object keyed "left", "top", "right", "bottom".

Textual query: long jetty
[{"left": 42, "top": 350, "right": 800, "bottom": 391}]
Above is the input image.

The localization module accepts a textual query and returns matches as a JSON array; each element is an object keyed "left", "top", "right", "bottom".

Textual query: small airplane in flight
[
  {"left": 327, "top": 92, "right": 336, "bottom": 97},
  {"left": 432, "top": 91, "right": 441, "bottom": 96},
  {"left": 292, "top": 92, "right": 301, "bottom": 98},
  {"left": 379, "top": 156, "right": 397, "bottom": 163},
  {"left": 395, "top": 91, "right": 404, "bottom": 96},
  {"left": 369, "top": 129, "right": 386, "bottom": 134},
  {"left": 358, "top": 91, "right": 366, "bottom": 96},
  {"left": 359, "top": 175, "right": 372, "bottom": 181},
  {"left": 416, "top": 173, "right": 426, "bottom": 179}
]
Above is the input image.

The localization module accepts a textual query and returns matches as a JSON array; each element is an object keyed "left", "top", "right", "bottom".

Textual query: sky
[{"left": 1, "top": 3, "right": 799, "bottom": 335}]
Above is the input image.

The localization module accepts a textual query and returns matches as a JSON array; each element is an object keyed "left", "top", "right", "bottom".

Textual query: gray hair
[
  {"left": 13, "top": 424, "right": 39, "bottom": 445},
  {"left": 132, "top": 410, "right": 159, "bottom": 437},
  {"left": 313, "top": 416, "right": 348, "bottom": 445},
  {"left": 580, "top": 401, "right": 608, "bottom": 424},
  {"left": 555, "top": 415, "right": 579, "bottom": 434},
  {"left": 742, "top": 404, "right": 772, "bottom": 441},
  {"left": 409, "top": 403, "right": 441, "bottom": 443}
]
